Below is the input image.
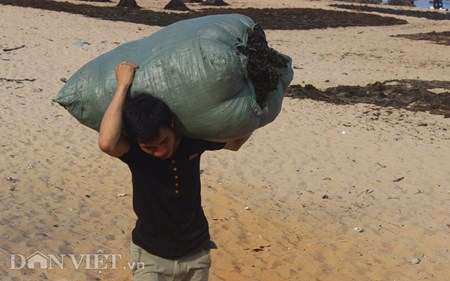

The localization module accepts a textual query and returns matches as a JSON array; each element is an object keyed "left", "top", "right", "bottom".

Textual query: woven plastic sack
[{"left": 53, "top": 14, "right": 293, "bottom": 141}]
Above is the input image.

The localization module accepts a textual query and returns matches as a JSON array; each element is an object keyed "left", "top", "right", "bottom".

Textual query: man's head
[{"left": 123, "top": 94, "right": 180, "bottom": 159}]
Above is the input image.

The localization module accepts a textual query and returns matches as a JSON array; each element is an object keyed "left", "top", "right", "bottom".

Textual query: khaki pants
[{"left": 130, "top": 241, "right": 211, "bottom": 281}]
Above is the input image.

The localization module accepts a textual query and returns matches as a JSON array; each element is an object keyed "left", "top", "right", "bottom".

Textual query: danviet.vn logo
[{"left": 10, "top": 250, "right": 144, "bottom": 270}]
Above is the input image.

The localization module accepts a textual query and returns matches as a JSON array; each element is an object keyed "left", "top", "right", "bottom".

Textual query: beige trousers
[{"left": 130, "top": 241, "right": 211, "bottom": 281}]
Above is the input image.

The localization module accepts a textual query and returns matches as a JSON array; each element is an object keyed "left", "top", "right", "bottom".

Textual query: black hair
[{"left": 123, "top": 94, "right": 174, "bottom": 143}]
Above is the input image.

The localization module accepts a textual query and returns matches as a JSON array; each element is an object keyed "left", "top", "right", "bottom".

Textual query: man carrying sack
[{"left": 98, "top": 61, "right": 250, "bottom": 280}]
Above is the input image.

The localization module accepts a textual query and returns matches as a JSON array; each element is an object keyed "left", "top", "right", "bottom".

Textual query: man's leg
[
  {"left": 178, "top": 249, "right": 211, "bottom": 281},
  {"left": 130, "top": 241, "right": 174, "bottom": 281}
]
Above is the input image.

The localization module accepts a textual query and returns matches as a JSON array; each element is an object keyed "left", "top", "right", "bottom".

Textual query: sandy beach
[{"left": 0, "top": 0, "right": 449, "bottom": 280}]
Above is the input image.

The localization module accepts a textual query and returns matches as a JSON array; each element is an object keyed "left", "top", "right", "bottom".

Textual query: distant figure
[{"left": 433, "top": 0, "right": 443, "bottom": 9}]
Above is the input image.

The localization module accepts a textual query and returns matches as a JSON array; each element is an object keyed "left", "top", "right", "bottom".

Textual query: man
[
  {"left": 98, "top": 61, "right": 250, "bottom": 281},
  {"left": 433, "top": 0, "right": 443, "bottom": 9}
]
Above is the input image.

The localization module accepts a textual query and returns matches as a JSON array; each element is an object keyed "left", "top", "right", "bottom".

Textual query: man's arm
[
  {"left": 98, "top": 61, "right": 137, "bottom": 157},
  {"left": 223, "top": 134, "right": 251, "bottom": 151}
]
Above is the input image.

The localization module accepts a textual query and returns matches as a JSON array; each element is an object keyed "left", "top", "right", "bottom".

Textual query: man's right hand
[
  {"left": 98, "top": 61, "right": 137, "bottom": 158},
  {"left": 115, "top": 61, "right": 138, "bottom": 89}
]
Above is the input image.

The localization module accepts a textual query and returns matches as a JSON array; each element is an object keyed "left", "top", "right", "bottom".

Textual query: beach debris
[
  {"left": 354, "top": 227, "right": 364, "bottom": 233},
  {"left": 72, "top": 39, "right": 89, "bottom": 47},
  {"left": 40, "top": 232, "right": 52, "bottom": 238},
  {"left": 322, "top": 194, "right": 329, "bottom": 199},
  {"left": 245, "top": 206, "right": 251, "bottom": 210},
  {"left": 208, "top": 240, "right": 218, "bottom": 249},
  {"left": 410, "top": 257, "right": 421, "bottom": 264},
  {"left": 10, "top": 186, "right": 16, "bottom": 191},
  {"left": 393, "top": 176, "right": 405, "bottom": 182},
  {"left": 212, "top": 217, "right": 233, "bottom": 222},
  {"left": 27, "top": 161, "right": 37, "bottom": 169},
  {"left": 1, "top": 54, "right": 11, "bottom": 61},
  {"left": 60, "top": 77, "right": 67, "bottom": 83},
  {"left": 253, "top": 244, "right": 271, "bottom": 252},
  {"left": 117, "top": 192, "right": 130, "bottom": 197},
  {"left": 3, "top": 45, "right": 26, "bottom": 52},
  {"left": 5, "top": 176, "right": 20, "bottom": 183},
  {"left": 0, "top": 77, "right": 36, "bottom": 83}
]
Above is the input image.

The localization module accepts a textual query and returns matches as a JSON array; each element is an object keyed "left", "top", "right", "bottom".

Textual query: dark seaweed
[
  {"left": 331, "top": 4, "right": 450, "bottom": 21},
  {"left": 0, "top": 0, "right": 407, "bottom": 30},
  {"left": 287, "top": 80, "right": 450, "bottom": 117},
  {"left": 238, "top": 24, "right": 288, "bottom": 108}
]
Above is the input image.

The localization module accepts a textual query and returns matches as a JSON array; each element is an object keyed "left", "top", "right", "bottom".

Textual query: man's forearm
[
  {"left": 98, "top": 84, "right": 129, "bottom": 151},
  {"left": 98, "top": 61, "right": 137, "bottom": 154}
]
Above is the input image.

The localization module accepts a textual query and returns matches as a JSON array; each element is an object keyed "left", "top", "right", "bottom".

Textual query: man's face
[{"left": 138, "top": 127, "right": 180, "bottom": 160}]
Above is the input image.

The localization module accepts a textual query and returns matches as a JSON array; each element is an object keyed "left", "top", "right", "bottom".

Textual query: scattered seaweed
[
  {"left": 287, "top": 80, "right": 450, "bottom": 117},
  {"left": 201, "top": 0, "right": 229, "bottom": 6},
  {"left": 0, "top": 0, "right": 407, "bottom": 30},
  {"left": 393, "top": 31, "right": 450, "bottom": 45},
  {"left": 332, "top": 4, "right": 450, "bottom": 20}
]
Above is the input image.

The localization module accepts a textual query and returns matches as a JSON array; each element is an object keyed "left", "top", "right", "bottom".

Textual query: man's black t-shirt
[{"left": 119, "top": 137, "right": 225, "bottom": 259}]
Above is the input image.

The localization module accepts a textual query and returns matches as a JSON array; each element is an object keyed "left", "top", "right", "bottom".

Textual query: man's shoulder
[{"left": 182, "top": 137, "right": 225, "bottom": 152}]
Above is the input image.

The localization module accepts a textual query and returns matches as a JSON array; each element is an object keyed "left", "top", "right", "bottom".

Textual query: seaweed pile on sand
[{"left": 238, "top": 24, "right": 289, "bottom": 108}]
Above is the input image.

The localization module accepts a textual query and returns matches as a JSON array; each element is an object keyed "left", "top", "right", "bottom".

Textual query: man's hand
[
  {"left": 224, "top": 134, "right": 251, "bottom": 151},
  {"left": 98, "top": 61, "right": 138, "bottom": 157},
  {"left": 115, "top": 61, "right": 138, "bottom": 89}
]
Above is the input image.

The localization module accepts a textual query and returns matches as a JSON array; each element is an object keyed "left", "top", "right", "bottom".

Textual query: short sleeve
[
  {"left": 119, "top": 141, "right": 140, "bottom": 164},
  {"left": 204, "top": 141, "right": 226, "bottom": 151}
]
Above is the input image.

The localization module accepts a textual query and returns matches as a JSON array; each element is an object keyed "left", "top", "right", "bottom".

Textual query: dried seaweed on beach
[
  {"left": 287, "top": 80, "right": 450, "bottom": 117},
  {"left": 393, "top": 31, "right": 450, "bottom": 46},
  {"left": 332, "top": 4, "right": 450, "bottom": 21},
  {"left": 335, "top": 0, "right": 382, "bottom": 4},
  {"left": 0, "top": 0, "right": 408, "bottom": 30},
  {"left": 202, "top": 0, "right": 229, "bottom": 6},
  {"left": 238, "top": 24, "right": 289, "bottom": 108}
]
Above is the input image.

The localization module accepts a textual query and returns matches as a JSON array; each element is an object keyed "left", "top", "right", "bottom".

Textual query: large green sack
[{"left": 54, "top": 14, "right": 293, "bottom": 141}]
